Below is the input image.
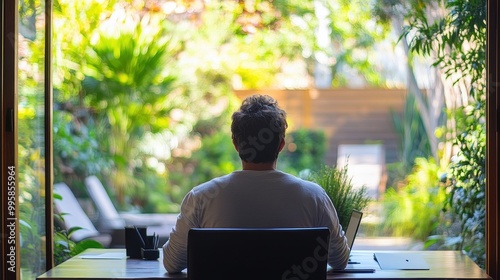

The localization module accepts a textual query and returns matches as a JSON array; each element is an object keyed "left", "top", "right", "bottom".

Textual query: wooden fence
[{"left": 233, "top": 88, "right": 407, "bottom": 166}]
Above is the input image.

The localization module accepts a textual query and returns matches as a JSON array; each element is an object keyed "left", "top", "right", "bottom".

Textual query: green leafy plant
[
  {"left": 381, "top": 157, "right": 447, "bottom": 240},
  {"left": 423, "top": 114, "right": 486, "bottom": 267},
  {"left": 53, "top": 193, "right": 104, "bottom": 265},
  {"left": 445, "top": 110, "right": 486, "bottom": 267},
  {"left": 20, "top": 205, "right": 44, "bottom": 279},
  {"left": 53, "top": 109, "right": 111, "bottom": 186},
  {"left": 81, "top": 10, "right": 181, "bottom": 206},
  {"left": 308, "top": 165, "right": 371, "bottom": 229},
  {"left": 54, "top": 224, "right": 104, "bottom": 265}
]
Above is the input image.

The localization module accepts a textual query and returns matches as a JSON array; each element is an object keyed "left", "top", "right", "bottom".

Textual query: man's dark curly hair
[{"left": 231, "top": 95, "right": 288, "bottom": 163}]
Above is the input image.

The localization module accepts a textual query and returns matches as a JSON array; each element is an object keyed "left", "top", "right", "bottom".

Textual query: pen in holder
[
  {"left": 141, "top": 232, "right": 160, "bottom": 260},
  {"left": 125, "top": 226, "right": 160, "bottom": 260}
]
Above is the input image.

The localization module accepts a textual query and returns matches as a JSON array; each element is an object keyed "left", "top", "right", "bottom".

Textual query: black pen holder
[
  {"left": 141, "top": 248, "right": 160, "bottom": 260},
  {"left": 145, "top": 235, "right": 155, "bottom": 248},
  {"left": 125, "top": 226, "right": 147, "bottom": 259},
  {"left": 141, "top": 235, "right": 160, "bottom": 260}
]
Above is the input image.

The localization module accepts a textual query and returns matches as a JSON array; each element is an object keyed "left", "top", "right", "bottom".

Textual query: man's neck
[{"left": 241, "top": 161, "right": 276, "bottom": 171}]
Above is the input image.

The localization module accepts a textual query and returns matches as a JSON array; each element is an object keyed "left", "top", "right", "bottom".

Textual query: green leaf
[
  {"left": 67, "top": 226, "right": 84, "bottom": 238},
  {"left": 71, "top": 239, "right": 104, "bottom": 256}
]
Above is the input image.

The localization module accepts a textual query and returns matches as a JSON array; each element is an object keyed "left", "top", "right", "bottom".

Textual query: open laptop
[
  {"left": 345, "top": 210, "right": 363, "bottom": 250},
  {"left": 327, "top": 210, "right": 376, "bottom": 274},
  {"left": 187, "top": 227, "right": 329, "bottom": 280}
]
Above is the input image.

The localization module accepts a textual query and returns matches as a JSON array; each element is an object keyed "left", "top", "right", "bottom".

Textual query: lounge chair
[
  {"left": 53, "top": 183, "right": 112, "bottom": 247},
  {"left": 84, "top": 175, "right": 177, "bottom": 246}
]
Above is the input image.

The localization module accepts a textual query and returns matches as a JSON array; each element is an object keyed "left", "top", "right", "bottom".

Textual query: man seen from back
[{"left": 162, "top": 94, "right": 350, "bottom": 273}]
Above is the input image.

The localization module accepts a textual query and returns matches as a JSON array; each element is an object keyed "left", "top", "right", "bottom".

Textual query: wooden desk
[{"left": 37, "top": 249, "right": 491, "bottom": 279}]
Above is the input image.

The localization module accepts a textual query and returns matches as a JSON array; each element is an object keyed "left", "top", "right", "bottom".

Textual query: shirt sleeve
[
  {"left": 162, "top": 191, "right": 198, "bottom": 273},
  {"left": 320, "top": 192, "right": 350, "bottom": 269}
]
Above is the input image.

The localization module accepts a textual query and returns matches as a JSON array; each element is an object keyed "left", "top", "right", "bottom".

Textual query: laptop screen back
[
  {"left": 345, "top": 210, "right": 363, "bottom": 250},
  {"left": 187, "top": 227, "right": 329, "bottom": 280}
]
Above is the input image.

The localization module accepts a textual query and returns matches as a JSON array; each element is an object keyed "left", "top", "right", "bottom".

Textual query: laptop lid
[
  {"left": 187, "top": 227, "right": 330, "bottom": 280},
  {"left": 345, "top": 210, "right": 363, "bottom": 250},
  {"left": 374, "top": 252, "right": 430, "bottom": 270}
]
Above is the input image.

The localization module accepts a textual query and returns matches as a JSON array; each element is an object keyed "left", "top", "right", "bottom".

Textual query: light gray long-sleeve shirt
[{"left": 162, "top": 170, "right": 350, "bottom": 273}]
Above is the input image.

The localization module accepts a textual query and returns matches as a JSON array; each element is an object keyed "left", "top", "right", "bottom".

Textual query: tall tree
[{"left": 374, "top": 0, "right": 447, "bottom": 162}]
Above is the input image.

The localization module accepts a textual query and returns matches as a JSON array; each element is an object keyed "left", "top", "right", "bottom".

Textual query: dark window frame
[{"left": 486, "top": 1, "right": 499, "bottom": 278}]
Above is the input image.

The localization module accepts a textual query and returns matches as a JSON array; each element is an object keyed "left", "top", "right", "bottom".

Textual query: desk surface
[{"left": 37, "top": 248, "right": 491, "bottom": 280}]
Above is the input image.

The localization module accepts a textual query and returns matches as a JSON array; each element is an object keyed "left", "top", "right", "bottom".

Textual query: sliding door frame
[
  {"left": 1, "top": 0, "right": 20, "bottom": 278},
  {"left": 1, "top": 0, "right": 54, "bottom": 278},
  {"left": 486, "top": 0, "right": 499, "bottom": 278},
  {"left": 44, "top": 0, "right": 54, "bottom": 270}
]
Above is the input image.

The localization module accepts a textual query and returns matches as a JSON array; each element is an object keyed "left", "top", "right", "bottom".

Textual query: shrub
[{"left": 381, "top": 157, "right": 447, "bottom": 240}]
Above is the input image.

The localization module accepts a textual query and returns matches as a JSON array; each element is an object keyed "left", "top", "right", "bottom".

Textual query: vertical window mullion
[
  {"left": 486, "top": 0, "right": 499, "bottom": 278},
  {"left": 1, "top": 0, "right": 20, "bottom": 279},
  {"left": 44, "top": 0, "right": 54, "bottom": 271}
]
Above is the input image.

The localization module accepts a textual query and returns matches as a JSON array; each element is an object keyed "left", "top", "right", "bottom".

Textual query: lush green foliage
[
  {"left": 384, "top": 0, "right": 487, "bottom": 267},
  {"left": 53, "top": 1, "right": 195, "bottom": 210},
  {"left": 445, "top": 108, "right": 486, "bottom": 267},
  {"left": 381, "top": 158, "right": 447, "bottom": 240},
  {"left": 53, "top": 109, "right": 111, "bottom": 184},
  {"left": 19, "top": 194, "right": 45, "bottom": 278},
  {"left": 308, "top": 165, "right": 371, "bottom": 229},
  {"left": 279, "top": 128, "right": 327, "bottom": 175},
  {"left": 325, "top": 0, "right": 391, "bottom": 86},
  {"left": 80, "top": 10, "right": 181, "bottom": 206}
]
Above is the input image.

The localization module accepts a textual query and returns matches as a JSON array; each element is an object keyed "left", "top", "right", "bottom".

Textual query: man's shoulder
[
  {"left": 278, "top": 171, "right": 325, "bottom": 193},
  {"left": 279, "top": 171, "right": 317, "bottom": 184},
  {"left": 191, "top": 174, "right": 233, "bottom": 195}
]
